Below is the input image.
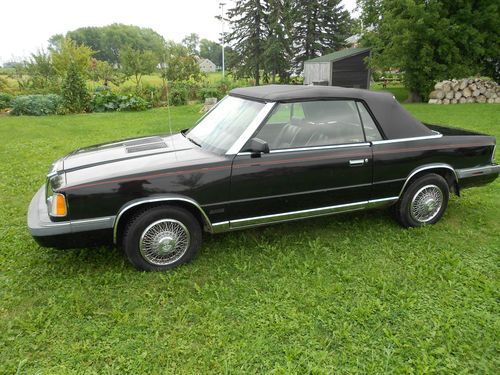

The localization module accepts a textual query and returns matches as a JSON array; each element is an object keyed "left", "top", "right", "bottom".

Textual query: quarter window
[
  {"left": 254, "top": 100, "right": 366, "bottom": 150},
  {"left": 356, "top": 102, "right": 383, "bottom": 141}
]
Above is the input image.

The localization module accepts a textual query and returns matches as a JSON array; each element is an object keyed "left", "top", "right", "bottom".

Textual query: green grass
[
  {"left": 372, "top": 82, "right": 410, "bottom": 102},
  {"left": 1, "top": 104, "right": 499, "bottom": 373}
]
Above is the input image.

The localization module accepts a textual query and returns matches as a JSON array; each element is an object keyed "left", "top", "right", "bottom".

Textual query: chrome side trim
[
  {"left": 456, "top": 164, "right": 500, "bottom": 179},
  {"left": 372, "top": 133, "right": 442, "bottom": 145},
  {"left": 368, "top": 196, "right": 400, "bottom": 206},
  {"left": 398, "top": 163, "right": 457, "bottom": 196},
  {"left": 211, "top": 221, "right": 230, "bottom": 233},
  {"left": 269, "top": 142, "right": 370, "bottom": 154},
  {"left": 226, "top": 102, "right": 277, "bottom": 155},
  {"left": 113, "top": 196, "right": 213, "bottom": 244},
  {"left": 224, "top": 197, "right": 398, "bottom": 231},
  {"left": 72, "top": 216, "right": 116, "bottom": 232}
]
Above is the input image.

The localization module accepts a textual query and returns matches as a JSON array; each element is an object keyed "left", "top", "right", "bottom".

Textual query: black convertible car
[{"left": 28, "top": 85, "right": 499, "bottom": 271}]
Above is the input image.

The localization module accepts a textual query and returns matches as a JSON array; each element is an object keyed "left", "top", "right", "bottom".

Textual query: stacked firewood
[{"left": 428, "top": 78, "right": 499, "bottom": 104}]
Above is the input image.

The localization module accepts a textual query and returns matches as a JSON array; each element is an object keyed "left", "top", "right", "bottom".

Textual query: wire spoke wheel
[
  {"left": 139, "top": 219, "right": 190, "bottom": 266},
  {"left": 410, "top": 184, "right": 443, "bottom": 223}
]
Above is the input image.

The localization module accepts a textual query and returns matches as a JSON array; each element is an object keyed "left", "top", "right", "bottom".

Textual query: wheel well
[
  {"left": 403, "top": 167, "right": 459, "bottom": 196},
  {"left": 114, "top": 201, "right": 208, "bottom": 246}
]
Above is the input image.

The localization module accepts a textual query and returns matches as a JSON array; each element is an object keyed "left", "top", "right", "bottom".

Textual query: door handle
[{"left": 349, "top": 158, "right": 368, "bottom": 167}]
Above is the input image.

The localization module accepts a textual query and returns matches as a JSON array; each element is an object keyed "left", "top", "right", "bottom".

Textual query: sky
[{"left": 0, "top": 0, "right": 358, "bottom": 64}]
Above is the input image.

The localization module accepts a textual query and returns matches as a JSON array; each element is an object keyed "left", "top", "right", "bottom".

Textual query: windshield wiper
[
  {"left": 181, "top": 129, "right": 202, "bottom": 148},
  {"left": 187, "top": 136, "right": 202, "bottom": 148}
]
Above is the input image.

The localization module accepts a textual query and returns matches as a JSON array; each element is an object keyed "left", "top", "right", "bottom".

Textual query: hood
[{"left": 62, "top": 133, "right": 193, "bottom": 172}]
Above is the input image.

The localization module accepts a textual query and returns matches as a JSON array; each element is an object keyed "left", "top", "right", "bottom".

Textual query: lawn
[{"left": 0, "top": 103, "right": 499, "bottom": 373}]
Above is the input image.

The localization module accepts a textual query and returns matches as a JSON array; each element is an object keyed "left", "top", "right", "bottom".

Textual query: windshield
[{"left": 187, "top": 96, "right": 265, "bottom": 154}]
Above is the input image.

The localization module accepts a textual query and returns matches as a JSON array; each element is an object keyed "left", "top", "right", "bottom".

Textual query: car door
[{"left": 228, "top": 100, "right": 374, "bottom": 226}]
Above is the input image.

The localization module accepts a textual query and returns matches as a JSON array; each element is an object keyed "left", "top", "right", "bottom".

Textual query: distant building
[
  {"left": 198, "top": 58, "right": 217, "bottom": 73},
  {"left": 303, "top": 47, "right": 372, "bottom": 89},
  {"left": 344, "top": 26, "right": 375, "bottom": 48}
]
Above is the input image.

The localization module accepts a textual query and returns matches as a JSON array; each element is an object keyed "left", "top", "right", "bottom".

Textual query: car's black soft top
[{"left": 229, "top": 85, "right": 435, "bottom": 139}]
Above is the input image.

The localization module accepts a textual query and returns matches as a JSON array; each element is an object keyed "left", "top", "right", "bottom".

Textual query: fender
[
  {"left": 399, "top": 163, "right": 458, "bottom": 197},
  {"left": 113, "top": 195, "right": 213, "bottom": 243}
]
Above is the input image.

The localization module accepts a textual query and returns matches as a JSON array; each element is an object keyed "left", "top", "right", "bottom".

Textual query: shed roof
[{"left": 305, "top": 47, "right": 371, "bottom": 63}]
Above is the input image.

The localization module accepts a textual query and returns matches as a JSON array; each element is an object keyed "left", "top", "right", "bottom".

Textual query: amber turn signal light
[{"left": 50, "top": 193, "right": 67, "bottom": 217}]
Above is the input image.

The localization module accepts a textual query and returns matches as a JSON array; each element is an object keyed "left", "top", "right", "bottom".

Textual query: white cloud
[{"left": 0, "top": 0, "right": 358, "bottom": 64}]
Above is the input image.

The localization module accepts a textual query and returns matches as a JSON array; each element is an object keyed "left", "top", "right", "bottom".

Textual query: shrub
[
  {"left": 61, "top": 63, "right": 90, "bottom": 113},
  {"left": 140, "top": 83, "right": 163, "bottom": 107},
  {"left": 0, "top": 93, "right": 13, "bottom": 110},
  {"left": 90, "top": 90, "right": 149, "bottom": 112},
  {"left": 199, "top": 86, "right": 220, "bottom": 101},
  {"left": 10, "top": 94, "right": 62, "bottom": 116},
  {"left": 167, "top": 83, "right": 188, "bottom": 106}
]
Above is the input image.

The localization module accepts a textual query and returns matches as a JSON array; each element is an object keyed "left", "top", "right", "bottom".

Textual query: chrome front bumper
[{"left": 27, "top": 185, "right": 115, "bottom": 238}]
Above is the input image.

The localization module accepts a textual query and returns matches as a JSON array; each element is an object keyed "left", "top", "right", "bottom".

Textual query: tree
[
  {"left": 61, "top": 24, "right": 165, "bottom": 65},
  {"left": 292, "top": 0, "right": 352, "bottom": 72},
  {"left": 48, "top": 34, "right": 64, "bottom": 52},
  {"left": 25, "top": 50, "right": 58, "bottom": 91},
  {"left": 227, "top": 0, "right": 268, "bottom": 85},
  {"left": 182, "top": 33, "right": 200, "bottom": 56},
  {"left": 199, "top": 39, "right": 222, "bottom": 67},
  {"left": 119, "top": 47, "right": 158, "bottom": 90},
  {"left": 355, "top": 0, "right": 384, "bottom": 28},
  {"left": 51, "top": 37, "right": 94, "bottom": 77},
  {"left": 88, "top": 58, "right": 123, "bottom": 86},
  {"left": 61, "top": 63, "right": 90, "bottom": 113},
  {"left": 360, "top": 0, "right": 500, "bottom": 101},
  {"left": 264, "top": 0, "right": 293, "bottom": 83},
  {"left": 159, "top": 41, "right": 201, "bottom": 83}
]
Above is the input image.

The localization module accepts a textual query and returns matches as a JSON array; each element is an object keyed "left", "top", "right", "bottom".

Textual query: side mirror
[{"left": 244, "top": 137, "right": 270, "bottom": 155}]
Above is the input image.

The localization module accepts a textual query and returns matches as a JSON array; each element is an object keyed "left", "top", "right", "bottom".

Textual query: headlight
[
  {"left": 46, "top": 161, "right": 67, "bottom": 217},
  {"left": 47, "top": 193, "right": 67, "bottom": 217}
]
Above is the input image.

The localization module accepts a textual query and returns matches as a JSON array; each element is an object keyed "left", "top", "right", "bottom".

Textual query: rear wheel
[
  {"left": 394, "top": 173, "right": 449, "bottom": 228},
  {"left": 122, "top": 206, "right": 202, "bottom": 271}
]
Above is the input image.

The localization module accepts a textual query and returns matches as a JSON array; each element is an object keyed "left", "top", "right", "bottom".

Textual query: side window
[
  {"left": 267, "top": 103, "right": 292, "bottom": 124},
  {"left": 356, "top": 102, "right": 383, "bottom": 141},
  {"left": 254, "top": 100, "right": 366, "bottom": 150}
]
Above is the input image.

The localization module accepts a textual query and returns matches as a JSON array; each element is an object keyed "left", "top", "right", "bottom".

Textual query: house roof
[
  {"left": 305, "top": 47, "right": 371, "bottom": 63},
  {"left": 228, "top": 85, "right": 434, "bottom": 139},
  {"left": 199, "top": 58, "right": 215, "bottom": 65}
]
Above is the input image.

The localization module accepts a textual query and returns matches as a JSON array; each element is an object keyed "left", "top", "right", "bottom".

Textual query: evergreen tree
[
  {"left": 293, "top": 0, "right": 352, "bottom": 72},
  {"left": 227, "top": 0, "right": 268, "bottom": 85},
  {"left": 263, "top": 0, "right": 293, "bottom": 83}
]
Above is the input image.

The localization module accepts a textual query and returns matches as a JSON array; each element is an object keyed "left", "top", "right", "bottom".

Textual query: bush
[
  {"left": 90, "top": 90, "right": 149, "bottom": 112},
  {"left": 199, "top": 86, "right": 220, "bottom": 101},
  {"left": 61, "top": 64, "right": 90, "bottom": 113},
  {"left": 10, "top": 94, "right": 62, "bottom": 116},
  {"left": 0, "top": 92, "right": 13, "bottom": 110},
  {"left": 140, "top": 83, "right": 163, "bottom": 107},
  {"left": 167, "top": 83, "right": 188, "bottom": 106}
]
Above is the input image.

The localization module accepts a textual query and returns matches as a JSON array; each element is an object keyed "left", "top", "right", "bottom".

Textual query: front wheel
[
  {"left": 394, "top": 173, "right": 449, "bottom": 228},
  {"left": 122, "top": 206, "right": 202, "bottom": 271}
]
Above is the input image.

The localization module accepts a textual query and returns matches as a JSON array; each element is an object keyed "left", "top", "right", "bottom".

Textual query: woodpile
[{"left": 428, "top": 78, "right": 499, "bottom": 104}]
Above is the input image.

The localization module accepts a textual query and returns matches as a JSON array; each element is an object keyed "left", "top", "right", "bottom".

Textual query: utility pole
[{"left": 219, "top": 2, "right": 226, "bottom": 79}]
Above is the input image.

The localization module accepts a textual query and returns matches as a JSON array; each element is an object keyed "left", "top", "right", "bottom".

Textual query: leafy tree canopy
[
  {"left": 199, "top": 39, "right": 222, "bottom": 66},
  {"left": 53, "top": 24, "right": 165, "bottom": 65},
  {"left": 51, "top": 38, "right": 94, "bottom": 77},
  {"left": 182, "top": 33, "right": 200, "bottom": 56},
  {"left": 359, "top": 0, "right": 500, "bottom": 100},
  {"left": 119, "top": 47, "right": 158, "bottom": 90}
]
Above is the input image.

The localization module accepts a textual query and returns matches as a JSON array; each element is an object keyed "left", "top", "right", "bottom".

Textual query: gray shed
[{"left": 303, "top": 47, "right": 372, "bottom": 89}]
